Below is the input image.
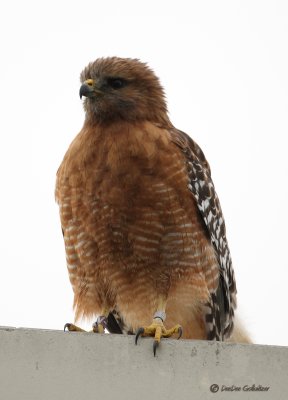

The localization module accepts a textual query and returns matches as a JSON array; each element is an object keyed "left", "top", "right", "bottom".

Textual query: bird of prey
[{"left": 56, "top": 57, "right": 250, "bottom": 355}]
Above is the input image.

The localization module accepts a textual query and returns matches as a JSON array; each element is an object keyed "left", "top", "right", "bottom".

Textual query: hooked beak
[{"left": 79, "top": 79, "right": 102, "bottom": 99}]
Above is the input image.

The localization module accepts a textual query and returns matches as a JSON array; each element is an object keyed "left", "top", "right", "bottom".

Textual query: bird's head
[{"left": 79, "top": 57, "right": 171, "bottom": 126}]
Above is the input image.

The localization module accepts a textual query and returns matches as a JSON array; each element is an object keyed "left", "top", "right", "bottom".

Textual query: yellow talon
[
  {"left": 64, "top": 323, "right": 86, "bottom": 332},
  {"left": 92, "top": 320, "right": 105, "bottom": 333},
  {"left": 64, "top": 314, "right": 109, "bottom": 333},
  {"left": 135, "top": 318, "right": 182, "bottom": 356}
]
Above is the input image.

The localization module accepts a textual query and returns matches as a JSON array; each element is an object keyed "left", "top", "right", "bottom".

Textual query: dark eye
[{"left": 107, "top": 78, "right": 126, "bottom": 89}]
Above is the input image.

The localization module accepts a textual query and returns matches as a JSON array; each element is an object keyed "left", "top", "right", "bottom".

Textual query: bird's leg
[
  {"left": 135, "top": 297, "right": 182, "bottom": 356},
  {"left": 64, "top": 308, "right": 109, "bottom": 333}
]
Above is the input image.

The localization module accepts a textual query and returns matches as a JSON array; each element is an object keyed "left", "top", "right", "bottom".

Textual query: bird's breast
[{"left": 57, "top": 121, "right": 211, "bottom": 273}]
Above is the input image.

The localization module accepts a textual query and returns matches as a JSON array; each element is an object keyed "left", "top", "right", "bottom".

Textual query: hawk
[{"left": 56, "top": 57, "right": 250, "bottom": 355}]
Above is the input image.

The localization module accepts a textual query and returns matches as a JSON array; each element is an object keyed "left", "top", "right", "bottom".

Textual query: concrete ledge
[{"left": 0, "top": 326, "right": 287, "bottom": 400}]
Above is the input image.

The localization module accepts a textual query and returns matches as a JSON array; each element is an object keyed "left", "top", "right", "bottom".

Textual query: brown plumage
[{"left": 56, "top": 57, "right": 250, "bottom": 347}]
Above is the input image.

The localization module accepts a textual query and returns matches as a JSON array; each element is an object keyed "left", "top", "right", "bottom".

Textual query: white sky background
[{"left": 0, "top": 0, "right": 287, "bottom": 346}]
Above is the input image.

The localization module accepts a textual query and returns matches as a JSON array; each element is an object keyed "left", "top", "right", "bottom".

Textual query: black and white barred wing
[{"left": 170, "top": 128, "right": 237, "bottom": 339}]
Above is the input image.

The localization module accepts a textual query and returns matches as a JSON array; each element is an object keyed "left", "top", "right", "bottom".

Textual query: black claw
[
  {"left": 153, "top": 340, "right": 159, "bottom": 357},
  {"left": 64, "top": 323, "right": 71, "bottom": 332},
  {"left": 135, "top": 327, "right": 144, "bottom": 345},
  {"left": 92, "top": 321, "right": 99, "bottom": 333},
  {"left": 177, "top": 326, "right": 183, "bottom": 340}
]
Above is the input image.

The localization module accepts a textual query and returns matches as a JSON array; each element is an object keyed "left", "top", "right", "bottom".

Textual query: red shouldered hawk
[{"left": 56, "top": 57, "right": 250, "bottom": 355}]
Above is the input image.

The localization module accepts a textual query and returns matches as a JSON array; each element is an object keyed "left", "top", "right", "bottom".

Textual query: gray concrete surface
[{"left": 0, "top": 326, "right": 287, "bottom": 400}]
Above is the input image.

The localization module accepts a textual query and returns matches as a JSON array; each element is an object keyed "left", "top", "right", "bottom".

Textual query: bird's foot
[
  {"left": 64, "top": 315, "right": 108, "bottom": 334},
  {"left": 92, "top": 315, "right": 108, "bottom": 333},
  {"left": 64, "top": 323, "right": 86, "bottom": 332},
  {"left": 135, "top": 312, "right": 182, "bottom": 356}
]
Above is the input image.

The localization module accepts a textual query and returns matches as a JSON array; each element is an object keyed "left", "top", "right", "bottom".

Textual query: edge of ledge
[{"left": 0, "top": 325, "right": 286, "bottom": 350}]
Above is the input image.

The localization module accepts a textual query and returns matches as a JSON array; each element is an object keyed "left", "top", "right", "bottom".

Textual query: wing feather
[{"left": 170, "top": 128, "right": 236, "bottom": 339}]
